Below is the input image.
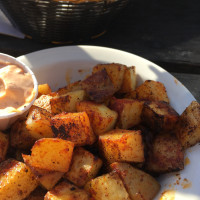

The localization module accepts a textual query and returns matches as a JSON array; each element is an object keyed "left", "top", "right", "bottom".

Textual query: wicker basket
[{"left": 0, "top": 0, "right": 129, "bottom": 43}]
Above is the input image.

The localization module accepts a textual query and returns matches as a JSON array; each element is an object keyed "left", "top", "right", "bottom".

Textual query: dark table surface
[{"left": 0, "top": 0, "right": 199, "bottom": 102}]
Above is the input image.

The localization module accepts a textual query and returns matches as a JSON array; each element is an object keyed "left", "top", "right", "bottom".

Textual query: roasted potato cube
[
  {"left": 176, "top": 101, "right": 200, "bottom": 149},
  {"left": 145, "top": 134, "right": 184, "bottom": 173},
  {"left": 24, "top": 138, "right": 74, "bottom": 172},
  {"left": 120, "top": 66, "right": 136, "bottom": 93},
  {"left": 34, "top": 94, "right": 53, "bottom": 113},
  {"left": 50, "top": 90, "right": 86, "bottom": 114},
  {"left": 35, "top": 170, "right": 64, "bottom": 191},
  {"left": 85, "top": 171, "right": 130, "bottom": 200},
  {"left": 0, "top": 131, "right": 9, "bottom": 162},
  {"left": 76, "top": 101, "right": 118, "bottom": 135},
  {"left": 23, "top": 154, "right": 64, "bottom": 190},
  {"left": 35, "top": 89, "right": 86, "bottom": 115},
  {"left": 45, "top": 180, "right": 89, "bottom": 200},
  {"left": 99, "top": 129, "right": 144, "bottom": 164},
  {"left": 142, "top": 101, "right": 179, "bottom": 133},
  {"left": 10, "top": 118, "right": 36, "bottom": 149},
  {"left": 126, "top": 80, "right": 169, "bottom": 103},
  {"left": 38, "top": 83, "right": 52, "bottom": 97},
  {"left": 81, "top": 69, "right": 116, "bottom": 103},
  {"left": 0, "top": 159, "right": 38, "bottom": 200},
  {"left": 110, "top": 98, "right": 144, "bottom": 129},
  {"left": 57, "top": 80, "right": 83, "bottom": 95},
  {"left": 110, "top": 162, "right": 160, "bottom": 200},
  {"left": 92, "top": 63, "right": 126, "bottom": 91},
  {"left": 26, "top": 187, "right": 47, "bottom": 200},
  {"left": 51, "top": 112, "right": 96, "bottom": 146},
  {"left": 64, "top": 147, "right": 102, "bottom": 187},
  {"left": 26, "top": 105, "right": 54, "bottom": 140}
]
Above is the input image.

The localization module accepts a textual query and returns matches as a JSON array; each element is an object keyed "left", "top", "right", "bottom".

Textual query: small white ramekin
[{"left": 0, "top": 53, "right": 38, "bottom": 131}]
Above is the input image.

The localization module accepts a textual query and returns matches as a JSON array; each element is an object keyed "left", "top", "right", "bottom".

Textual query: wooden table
[{"left": 0, "top": 0, "right": 199, "bottom": 101}]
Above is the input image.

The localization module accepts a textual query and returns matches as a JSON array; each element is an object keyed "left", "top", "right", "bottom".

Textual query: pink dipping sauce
[{"left": 0, "top": 63, "right": 35, "bottom": 115}]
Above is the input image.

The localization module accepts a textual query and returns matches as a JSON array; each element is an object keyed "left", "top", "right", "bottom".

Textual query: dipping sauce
[{"left": 0, "top": 62, "right": 35, "bottom": 115}]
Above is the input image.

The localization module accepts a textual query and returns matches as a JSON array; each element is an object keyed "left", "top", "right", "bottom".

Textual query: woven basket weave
[{"left": 0, "top": 0, "right": 129, "bottom": 43}]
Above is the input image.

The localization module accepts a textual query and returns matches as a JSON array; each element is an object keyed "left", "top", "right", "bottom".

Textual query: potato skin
[
  {"left": 110, "top": 97, "right": 144, "bottom": 129},
  {"left": 142, "top": 101, "right": 179, "bottom": 133},
  {"left": 50, "top": 90, "right": 86, "bottom": 115},
  {"left": 110, "top": 162, "right": 160, "bottom": 200},
  {"left": 126, "top": 80, "right": 169, "bottom": 103},
  {"left": 51, "top": 112, "right": 96, "bottom": 146},
  {"left": 99, "top": 129, "right": 144, "bottom": 164},
  {"left": 81, "top": 69, "right": 116, "bottom": 103},
  {"left": 92, "top": 63, "right": 126, "bottom": 91},
  {"left": 76, "top": 101, "right": 118, "bottom": 135},
  {"left": 85, "top": 172, "right": 131, "bottom": 200},
  {"left": 145, "top": 134, "right": 184, "bottom": 174},
  {"left": 64, "top": 147, "right": 103, "bottom": 187},
  {"left": 119, "top": 66, "right": 136, "bottom": 93},
  {"left": 45, "top": 180, "right": 89, "bottom": 200},
  {"left": 0, "top": 159, "right": 38, "bottom": 200},
  {"left": 26, "top": 105, "right": 54, "bottom": 140},
  {"left": 10, "top": 118, "right": 36, "bottom": 150},
  {"left": 175, "top": 101, "right": 200, "bottom": 149}
]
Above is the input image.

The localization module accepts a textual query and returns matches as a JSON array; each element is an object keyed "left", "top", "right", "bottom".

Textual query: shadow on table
[{"left": 90, "top": 0, "right": 200, "bottom": 63}]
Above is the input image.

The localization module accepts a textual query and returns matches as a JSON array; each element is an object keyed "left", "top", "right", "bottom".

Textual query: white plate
[{"left": 18, "top": 45, "right": 199, "bottom": 200}]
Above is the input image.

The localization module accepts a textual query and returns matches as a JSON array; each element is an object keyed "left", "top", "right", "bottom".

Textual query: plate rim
[{"left": 17, "top": 45, "right": 199, "bottom": 200}]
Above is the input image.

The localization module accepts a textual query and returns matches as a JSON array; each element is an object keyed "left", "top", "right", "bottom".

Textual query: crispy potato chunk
[
  {"left": 92, "top": 63, "right": 126, "bottom": 91},
  {"left": 120, "top": 66, "right": 136, "bottom": 93},
  {"left": 64, "top": 147, "right": 102, "bottom": 187},
  {"left": 176, "top": 101, "right": 200, "bottom": 149},
  {"left": 76, "top": 101, "right": 118, "bottom": 135},
  {"left": 35, "top": 169, "right": 64, "bottom": 191},
  {"left": 110, "top": 98, "right": 144, "bottom": 129},
  {"left": 126, "top": 80, "right": 169, "bottom": 103},
  {"left": 51, "top": 112, "right": 96, "bottom": 146},
  {"left": 35, "top": 90, "right": 86, "bottom": 115},
  {"left": 0, "top": 159, "right": 38, "bottom": 200},
  {"left": 24, "top": 138, "right": 74, "bottom": 173},
  {"left": 26, "top": 105, "right": 54, "bottom": 140},
  {"left": 23, "top": 154, "right": 64, "bottom": 190},
  {"left": 81, "top": 69, "right": 116, "bottom": 103},
  {"left": 0, "top": 131, "right": 9, "bottom": 162},
  {"left": 142, "top": 101, "right": 179, "bottom": 133},
  {"left": 34, "top": 94, "right": 53, "bottom": 113},
  {"left": 50, "top": 90, "right": 86, "bottom": 115},
  {"left": 10, "top": 118, "right": 36, "bottom": 149},
  {"left": 110, "top": 162, "right": 160, "bottom": 200},
  {"left": 99, "top": 129, "right": 144, "bottom": 164},
  {"left": 45, "top": 180, "right": 89, "bottom": 200},
  {"left": 38, "top": 83, "right": 52, "bottom": 97},
  {"left": 145, "top": 134, "right": 184, "bottom": 173},
  {"left": 85, "top": 171, "right": 130, "bottom": 200}
]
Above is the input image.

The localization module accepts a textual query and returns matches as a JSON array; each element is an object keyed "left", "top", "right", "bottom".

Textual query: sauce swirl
[{"left": 0, "top": 63, "right": 35, "bottom": 114}]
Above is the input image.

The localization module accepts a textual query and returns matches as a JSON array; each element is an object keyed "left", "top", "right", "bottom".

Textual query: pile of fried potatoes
[{"left": 0, "top": 63, "right": 200, "bottom": 200}]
